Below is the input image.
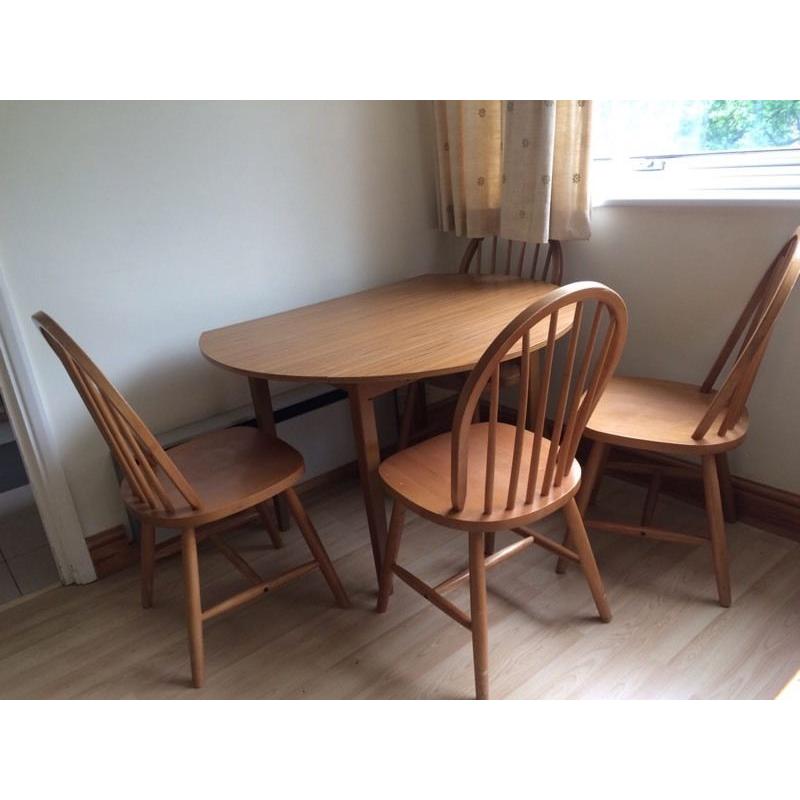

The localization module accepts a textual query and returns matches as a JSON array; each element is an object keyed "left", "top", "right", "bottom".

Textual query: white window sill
[
  {"left": 592, "top": 149, "right": 800, "bottom": 207},
  {"left": 593, "top": 191, "right": 800, "bottom": 208}
]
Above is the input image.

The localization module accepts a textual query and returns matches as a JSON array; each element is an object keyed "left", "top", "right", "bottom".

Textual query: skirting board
[
  {"left": 86, "top": 396, "right": 800, "bottom": 578},
  {"left": 602, "top": 448, "right": 800, "bottom": 545},
  {"left": 86, "top": 444, "right": 800, "bottom": 578},
  {"left": 85, "top": 525, "right": 137, "bottom": 578},
  {"left": 86, "top": 459, "right": 363, "bottom": 579}
]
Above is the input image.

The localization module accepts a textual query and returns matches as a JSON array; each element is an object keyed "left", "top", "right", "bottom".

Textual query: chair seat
[
  {"left": 428, "top": 359, "right": 523, "bottom": 392},
  {"left": 379, "top": 422, "right": 581, "bottom": 531},
  {"left": 584, "top": 376, "right": 749, "bottom": 455},
  {"left": 121, "top": 426, "right": 304, "bottom": 528}
]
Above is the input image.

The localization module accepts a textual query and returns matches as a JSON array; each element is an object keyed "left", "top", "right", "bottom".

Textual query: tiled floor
[
  {"left": 0, "top": 558, "right": 18, "bottom": 605},
  {"left": 0, "top": 484, "right": 60, "bottom": 603},
  {"left": 0, "top": 395, "right": 60, "bottom": 603},
  {"left": 0, "top": 419, "right": 14, "bottom": 446}
]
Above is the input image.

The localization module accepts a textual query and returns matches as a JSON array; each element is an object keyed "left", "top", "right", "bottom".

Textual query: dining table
[{"left": 199, "top": 272, "right": 572, "bottom": 586}]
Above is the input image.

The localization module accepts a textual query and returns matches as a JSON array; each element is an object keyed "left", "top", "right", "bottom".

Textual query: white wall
[
  {"left": 0, "top": 101, "right": 454, "bottom": 537},
  {"left": 2, "top": 101, "right": 798, "bottom": 544},
  {"left": 565, "top": 203, "right": 800, "bottom": 493}
]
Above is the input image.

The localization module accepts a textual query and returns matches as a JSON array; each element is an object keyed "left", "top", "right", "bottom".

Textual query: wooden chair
[
  {"left": 378, "top": 282, "right": 628, "bottom": 699},
  {"left": 555, "top": 227, "right": 800, "bottom": 608},
  {"left": 399, "top": 236, "right": 564, "bottom": 447},
  {"left": 32, "top": 312, "right": 349, "bottom": 688},
  {"left": 460, "top": 236, "right": 564, "bottom": 284}
]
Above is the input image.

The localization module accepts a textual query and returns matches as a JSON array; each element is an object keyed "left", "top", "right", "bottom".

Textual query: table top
[{"left": 199, "top": 273, "right": 573, "bottom": 384}]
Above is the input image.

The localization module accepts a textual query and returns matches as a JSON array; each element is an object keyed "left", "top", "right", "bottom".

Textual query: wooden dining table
[{"left": 199, "top": 272, "right": 572, "bottom": 585}]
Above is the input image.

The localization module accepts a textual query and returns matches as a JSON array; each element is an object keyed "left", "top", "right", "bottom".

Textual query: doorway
[
  {"left": 0, "top": 387, "right": 60, "bottom": 603},
  {"left": 0, "top": 262, "right": 95, "bottom": 592}
]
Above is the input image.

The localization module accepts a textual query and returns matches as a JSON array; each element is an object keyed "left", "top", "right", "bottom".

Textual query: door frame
[{"left": 0, "top": 261, "right": 95, "bottom": 585}]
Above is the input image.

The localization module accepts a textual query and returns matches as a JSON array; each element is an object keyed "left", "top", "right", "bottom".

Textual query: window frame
[{"left": 591, "top": 103, "right": 800, "bottom": 206}]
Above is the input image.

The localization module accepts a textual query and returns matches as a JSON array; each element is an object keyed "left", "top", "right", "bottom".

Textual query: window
[{"left": 592, "top": 100, "right": 800, "bottom": 203}]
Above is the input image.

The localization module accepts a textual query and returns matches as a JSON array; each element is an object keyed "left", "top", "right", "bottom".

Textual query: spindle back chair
[
  {"left": 556, "top": 226, "right": 800, "bottom": 608},
  {"left": 460, "top": 236, "right": 564, "bottom": 285},
  {"left": 402, "top": 236, "right": 566, "bottom": 448},
  {"left": 378, "top": 282, "right": 628, "bottom": 698},
  {"left": 32, "top": 311, "right": 349, "bottom": 688}
]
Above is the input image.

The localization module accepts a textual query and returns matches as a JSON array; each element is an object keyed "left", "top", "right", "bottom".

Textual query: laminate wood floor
[{"left": 0, "top": 476, "right": 798, "bottom": 699}]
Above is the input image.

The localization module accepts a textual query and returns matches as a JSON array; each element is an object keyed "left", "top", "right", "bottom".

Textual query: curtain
[{"left": 433, "top": 100, "right": 592, "bottom": 243}]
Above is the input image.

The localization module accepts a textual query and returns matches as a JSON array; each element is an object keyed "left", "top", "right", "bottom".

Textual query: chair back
[
  {"left": 32, "top": 312, "right": 202, "bottom": 514},
  {"left": 450, "top": 282, "right": 628, "bottom": 513},
  {"left": 459, "top": 236, "right": 564, "bottom": 285},
  {"left": 694, "top": 227, "right": 800, "bottom": 439}
]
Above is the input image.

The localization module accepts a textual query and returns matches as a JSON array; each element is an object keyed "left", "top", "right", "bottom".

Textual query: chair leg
[
  {"left": 525, "top": 351, "right": 542, "bottom": 432},
  {"left": 483, "top": 532, "right": 496, "bottom": 557},
  {"left": 392, "top": 389, "right": 403, "bottom": 441},
  {"left": 140, "top": 522, "right": 155, "bottom": 609},
  {"left": 181, "top": 527, "right": 205, "bottom": 689},
  {"left": 588, "top": 443, "right": 610, "bottom": 508},
  {"left": 256, "top": 501, "right": 283, "bottom": 549},
  {"left": 563, "top": 498, "right": 611, "bottom": 622},
  {"left": 715, "top": 452, "right": 738, "bottom": 524},
  {"left": 417, "top": 379, "right": 429, "bottom": 429},
  {"left": 641, "top": 470, "right": 662, "bottom": 527},
  {"left": 283, "top": 487, "right": 350, "bottom": 609},
  {"left": 469, "top": 531, "right": 490, "bottom": 700},
  {"left": 702, "top": 455, "right": 732, "bottom": 608},
  {"left": 397, "top": 382, "right": 417, "bottom": 451},
  {"left": 273, "top": 496, "right": 291, "bottom": 532},
  {"left": 377, "top": 501, "right": 406, "bottom": 613},
  {"left": 556, "top": 440, "right": 608, "bottom": 574}
]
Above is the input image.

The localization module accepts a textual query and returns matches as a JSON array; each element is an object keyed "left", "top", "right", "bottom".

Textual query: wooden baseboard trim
[
  {"left": 494, "top": 397, "right": 800, "bottom": 544},
  {"left": 86, "top": 393, "right": 463, "bottom": 580},
  {"left": 85, "top": 432, "right": 416, "bottom": 580},
  {"left": 86, "top": 525, "right": 137, "bottom": 578},
  {"left": 87, "top": 396, "right": 800, "bottom": 579},
  {"left": 603, "top": 447, "right": 800, "bottom": 545}
]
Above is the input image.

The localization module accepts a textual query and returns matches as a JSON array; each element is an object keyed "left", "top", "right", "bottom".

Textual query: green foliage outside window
[
  {"left": 592, "top": 100, "right": 800, "bottom": 159},
  {"left": 701, "top": 100, "right": 800, "bottom": 150}
]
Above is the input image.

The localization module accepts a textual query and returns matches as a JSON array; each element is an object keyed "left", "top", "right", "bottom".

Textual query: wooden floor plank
[{"left": 0, "top": 476, "right": 798, "bottom": 699}]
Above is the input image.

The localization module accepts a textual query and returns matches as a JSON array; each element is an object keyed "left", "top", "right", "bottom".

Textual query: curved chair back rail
[
  {"left": 31, "top": 311, "right": 202, "bottom": 515},
  {"left": 695, "top": 228, "right": 800, "bottom": 439},
  {"left": 450, "top": 281, "right": 628, "bottom": 514},
  {"left": 459, "top": 236, "right": 564, "bottom": 285}
]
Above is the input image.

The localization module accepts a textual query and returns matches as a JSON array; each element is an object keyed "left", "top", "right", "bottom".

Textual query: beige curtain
[{"left": 433, "top": 100, "right": 592, "bottom": 242}]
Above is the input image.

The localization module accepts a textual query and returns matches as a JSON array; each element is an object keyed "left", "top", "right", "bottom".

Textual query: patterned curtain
[{"left": 433, "top": 100, "right": 592, "bottom": 243}]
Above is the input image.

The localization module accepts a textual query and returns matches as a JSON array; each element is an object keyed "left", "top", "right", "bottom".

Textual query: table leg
[
  {"left": 347, "top": 383, "right": 388, "bottom": 585},
  {"left": 249, "top": 377, "right": 291, "bottom": 531}
]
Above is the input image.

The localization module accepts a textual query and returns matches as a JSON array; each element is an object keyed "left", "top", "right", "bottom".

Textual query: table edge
[{"left": 198, "top": 273, "right": 567, "bottom": 384}]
